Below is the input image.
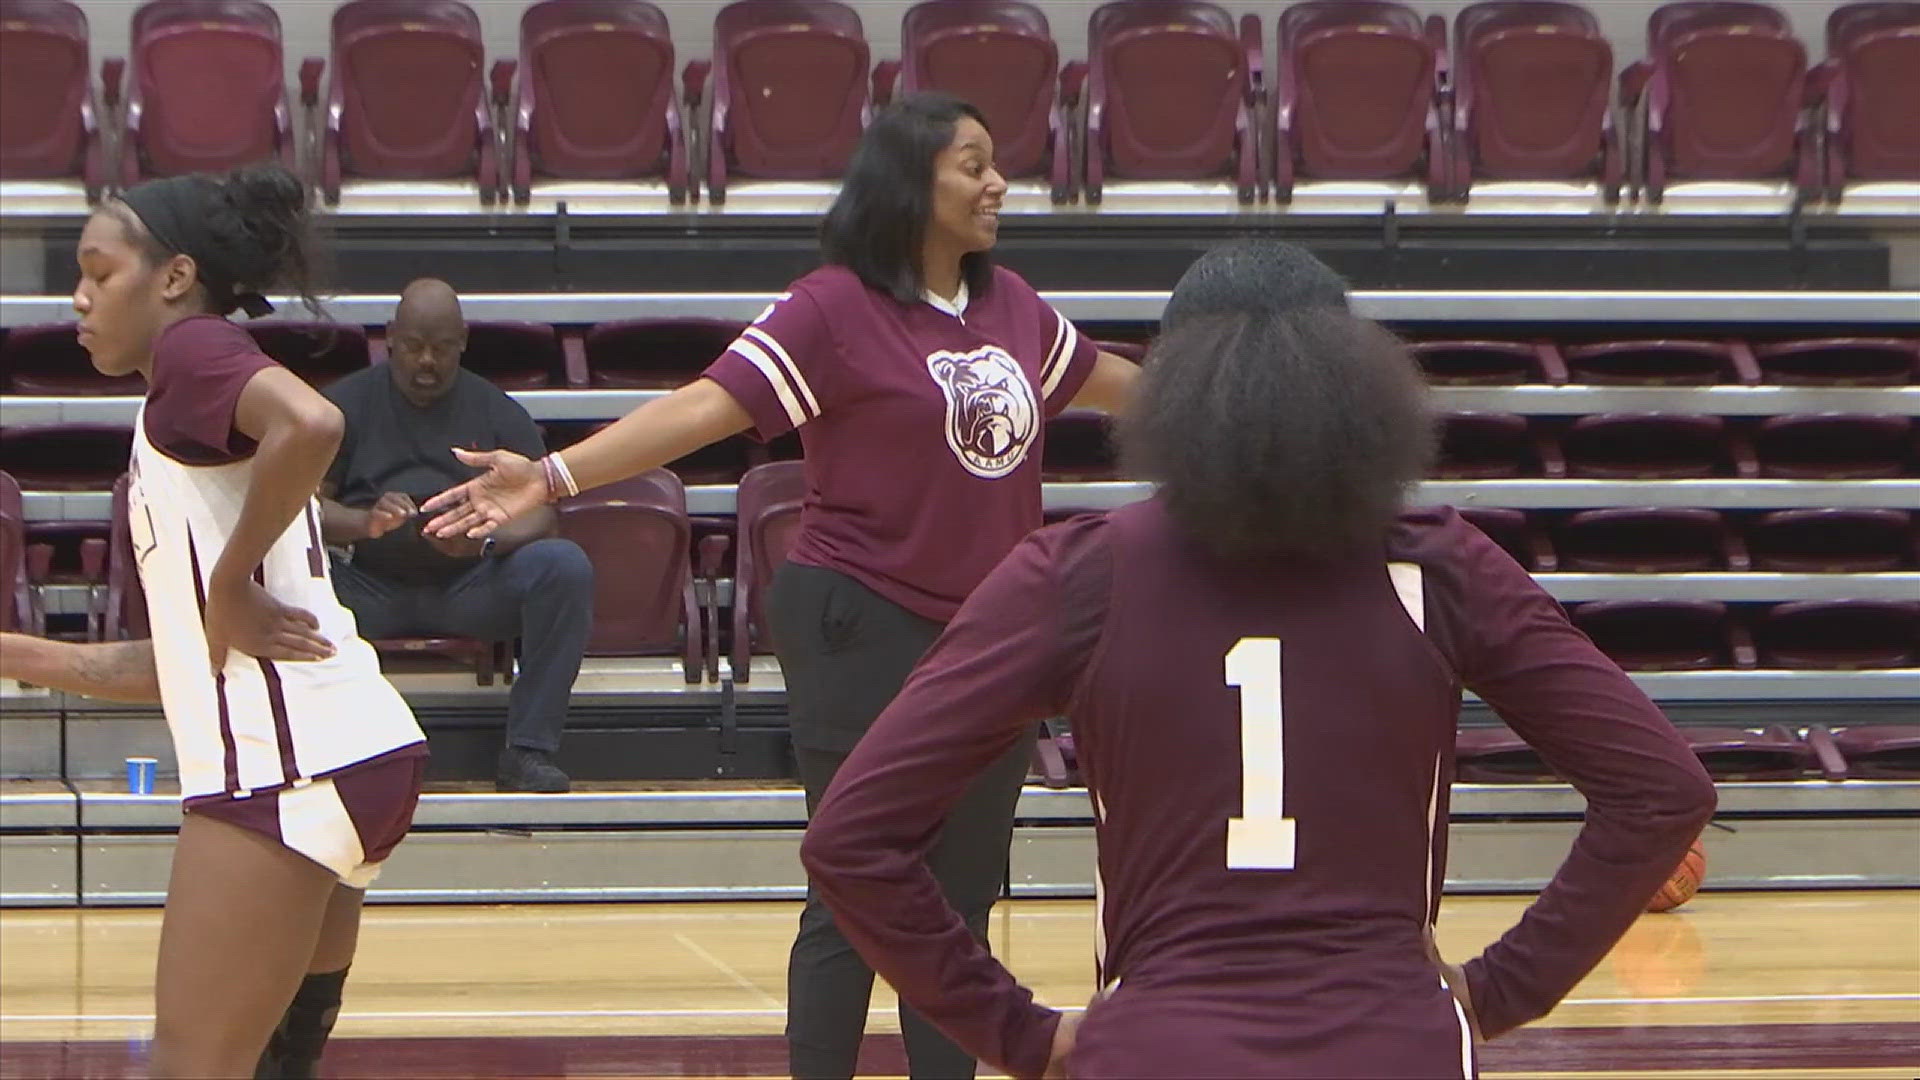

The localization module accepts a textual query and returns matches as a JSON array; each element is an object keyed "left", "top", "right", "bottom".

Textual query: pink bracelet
[{"left": 541, "top": 454, "right": 580, "bottom": 502}]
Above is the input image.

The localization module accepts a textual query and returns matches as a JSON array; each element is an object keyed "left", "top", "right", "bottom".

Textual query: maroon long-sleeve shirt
[{"left": 801, "top": 499, "right": 1718, "bottom": 1079}]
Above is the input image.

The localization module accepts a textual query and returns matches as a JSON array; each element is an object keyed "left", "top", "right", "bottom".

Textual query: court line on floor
[
  {"left": 672, "top": 933, "right": 781, "bottom": 1009},
  {"left": 6, "top": 992, "right": 1916, "bottom": 1025}
]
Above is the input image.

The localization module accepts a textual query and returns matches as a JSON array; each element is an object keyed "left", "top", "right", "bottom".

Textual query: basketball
[{"left": 1646, "top": 838, "right": 1707, "bottom": 913}]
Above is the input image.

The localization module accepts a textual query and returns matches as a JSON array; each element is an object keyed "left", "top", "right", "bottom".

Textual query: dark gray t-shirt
[{"left": 323, "top": 366, "right": 545, "bottom": 583}]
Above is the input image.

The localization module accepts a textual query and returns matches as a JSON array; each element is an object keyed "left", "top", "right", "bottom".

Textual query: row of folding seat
[
  {"left": 1455, "top": 507, "right": 1917, "bottom": 574},
  {"left": 4, "top": 321, "right": 1915, "bottom": 395},
  {"left": 3, "top": 0, "right": 1913, "bottom": 208}
]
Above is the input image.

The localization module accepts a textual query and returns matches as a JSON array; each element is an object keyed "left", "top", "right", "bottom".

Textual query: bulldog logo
[{"left": 926, "top": 346, "right": 1039, "bottom": 479}]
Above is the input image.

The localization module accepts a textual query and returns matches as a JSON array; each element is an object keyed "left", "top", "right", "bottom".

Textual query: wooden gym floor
[{"left": 1, "top": 890, "right": 1916, "bottom": 1077}]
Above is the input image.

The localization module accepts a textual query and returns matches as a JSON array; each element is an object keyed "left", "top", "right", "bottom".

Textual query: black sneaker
[{"left": 497, "top": 747, "right": 570, "bottom": 793}]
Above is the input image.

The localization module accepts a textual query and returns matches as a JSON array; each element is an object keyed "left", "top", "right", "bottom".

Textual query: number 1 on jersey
[{"left": 1226, "top": 637, "right": 1297, "bottom": 870}]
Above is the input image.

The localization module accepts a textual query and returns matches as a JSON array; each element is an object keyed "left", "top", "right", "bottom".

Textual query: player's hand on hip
[
  {"left": 420, "top": 447, "right": 543, "bottom": 540},
  {"left": 204, "top": 578, "right": 334, "bottom": 672},
  {"left": 364, "top": 492, "right": 417, "bottom": 539},
  {"left": 1042, "top": 1010, "right": 1080, "bottom": 1079}
]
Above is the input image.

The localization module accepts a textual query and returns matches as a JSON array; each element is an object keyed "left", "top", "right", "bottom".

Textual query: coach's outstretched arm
[
  {"left": 0, "top": 634, "right": 162, "bottom": 705},
  {"left": 421, "top": 378, "right": 753, "bottom": 541}
]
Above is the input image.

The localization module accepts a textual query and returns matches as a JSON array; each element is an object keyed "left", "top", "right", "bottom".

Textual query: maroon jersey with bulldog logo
[{"left": 702, "top": 264, "right": 1098, "bottom": 622}]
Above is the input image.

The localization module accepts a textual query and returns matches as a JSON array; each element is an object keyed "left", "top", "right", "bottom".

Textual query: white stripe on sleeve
[
  {"left": 726, "top": 337, "right": 810, "bottom": 430},
  {"left": 744, "top": 326, "right": 821, "bottom": 418},
  {"left": 1041, "top": 310, "right": 1074, "bottom": 400}
]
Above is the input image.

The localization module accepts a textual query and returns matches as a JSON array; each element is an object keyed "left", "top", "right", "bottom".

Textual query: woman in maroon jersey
[
  {"left": 422, "top": 92, "right": 1139, "bottom": 1078},
  {"left": 796, "top": 239, "right": 1719, "bottom": 1079}
]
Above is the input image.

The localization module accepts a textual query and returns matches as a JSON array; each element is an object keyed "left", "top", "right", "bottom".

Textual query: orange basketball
[{"left": 1646, "top": 838, "right": 1706, "bottom": 912}]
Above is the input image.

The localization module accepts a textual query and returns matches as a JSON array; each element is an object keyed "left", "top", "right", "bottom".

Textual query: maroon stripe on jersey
[
  {"left": 186, "top": 532, "right": 241, "bottom": 794},
  {"left": 257, "top": 659, "right": 300, "bottom": 787},
  {"left": 303, "top": 504, "right": 325, "bottom": 577}
]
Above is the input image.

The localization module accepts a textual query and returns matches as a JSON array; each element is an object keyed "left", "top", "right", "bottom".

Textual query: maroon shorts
[{"left": 189, "top": 746, "right": 426, "bottom": 888}]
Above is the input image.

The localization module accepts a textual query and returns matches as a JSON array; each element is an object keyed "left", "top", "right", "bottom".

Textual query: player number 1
[{"left": 1226, "top": 637, "right": 1297, "bottom": 870}]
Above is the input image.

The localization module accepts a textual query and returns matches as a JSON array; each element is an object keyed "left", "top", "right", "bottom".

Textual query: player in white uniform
[{"left": 0, "top": 164, "right": 425, "bottom": 1079}]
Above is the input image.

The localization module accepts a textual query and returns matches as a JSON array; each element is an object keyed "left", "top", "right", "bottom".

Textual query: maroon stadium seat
[
  {"left": 556, "top": 470, "right": 701, "bottom": 679},
  {"left": 1041, "top": 410, "right": 1117, "bottom": 480},
  {"left": 1408, "top": 340, "right": 1568, "bottom": 385},
  {"left": 704, "top": 0, "right": 870, "bottom": 204},
  {"left": 1450, "top": 1, "right": 1620, "bottom": 200},
  {"left": 730, "top": 460, "right": 805, "bottom": 684},
  {"left": 310, "top": 0, "right": 499, "bottom": 205},
  {"left": 1561, "top": 339, "right": 1762, "bottom": 386},
  {"left": 0, "top": 424, "right": 133, "bottom": 491},
  {"left": 1747, "top": 508, "right": 1915, "bottom": 572},
  {"left": 1083, "top": 0, "right": 1260, "bottom": 205},
  {"left": 103, "top": 472, "right": 147, "bottom": 641},
  {"left": 0, "top": 323, "right": 144, "bottom": 395},
  {"left": 1831, "top": 724, "right": 1920, "bottom": 778},
  {"left": 0, "top": 0, "right": 105, "bottom": 199},
  {"left": 116, "top": 0, "right": 293, "bottom": 185},
  {"left": 506, "top": 0, "right": 690, "bottom": 205},
  {"left": 585, "top": 318, "right": 745, "bottom": 388},
  {"left": 1435, "top": 412, "right": 1564, "bottom": 478},
  {"left": 1681, "top": 725, "right": 1822, "bottom": 780},
  {"left": 1561, "top": 414, "right": 1755, "bottom": 479},
  {"left": 878, "top": 0, "right": 1071, "bottom": 201},
  {"left": 1752, "top": 337, "right": 1919, "bottom": 386},
  {"left": 1621, "top": 1, "right": 1815, "bottom": 202},
  {"left": 1753, "top": 414, "right": 1914, "bottom": 479},
  {"left": 452, "top": 321, "right": 572, "bottom": 390},
  {"left": 1815, "top": 2, "right": 1920, "bottom": 197},
  {"left": 0, "top": 471, "right": 37, "bottom": 633},
  {"left": 245, "top": 322, "right": 369, "bottom": 389},
  {"left": 1555, "top": 507, "right": 1748, "bottom": 572},
  {"left": 1754, "top": 599, "right": 1920, "bottom": 669},
  {"left": 1571, "top": 599, "right": 1754, "bottom": 670},
  {"left": 1273, "top": 1, "right": 1448, "bottom": 201},
  {"left": 1459, "top": 506, "right": 1558, "bottom": 571},
  {"left": 1454, "top": 726, "right": 1556, "bottom": 782}
]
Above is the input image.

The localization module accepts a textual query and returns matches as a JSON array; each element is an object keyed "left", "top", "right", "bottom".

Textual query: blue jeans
[{"left": 330, "top": 538, "right": 594, "bottom": 753}]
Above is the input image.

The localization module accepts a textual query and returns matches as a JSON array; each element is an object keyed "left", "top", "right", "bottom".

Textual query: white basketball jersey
[{"left": 128, "top": 404, "right": 425, "bottom": 802}]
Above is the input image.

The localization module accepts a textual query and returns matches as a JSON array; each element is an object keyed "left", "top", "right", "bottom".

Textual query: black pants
[
  {"left": 771, "top": 563, "right": 1032, "bottom": 1080},
  {"left": 330, "top": 538, "right": 594, "bottom": 753}
]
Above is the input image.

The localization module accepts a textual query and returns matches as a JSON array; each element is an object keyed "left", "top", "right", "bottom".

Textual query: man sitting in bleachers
[{"left": 317, "top": 278, "right": 592, "bottom": 793}]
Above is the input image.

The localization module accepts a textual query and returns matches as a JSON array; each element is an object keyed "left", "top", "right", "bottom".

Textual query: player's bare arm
[
  {"left": 1068, "top": 350, "right": 1141, "bottom": 414},
  {"left": 422, "top": 377, "right": 753, "bottom": 540},
  {"left": 204, "top": 365, "right": 344, "bottom": 669},
  {"left": 0, "top": 633, "right": 162, "bottom": 705}
]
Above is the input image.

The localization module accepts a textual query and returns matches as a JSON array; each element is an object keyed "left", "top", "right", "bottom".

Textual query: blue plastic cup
[{"left": 126, "top": 757, "right": 157, "bottom": 795}]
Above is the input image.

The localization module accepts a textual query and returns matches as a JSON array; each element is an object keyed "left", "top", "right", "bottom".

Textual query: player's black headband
[
  {"left": 1162, "top": 239, "right": 1349, "bottom": 331},
  {"left": 119, "top": 176, "right": 276, "bottom": 318}
]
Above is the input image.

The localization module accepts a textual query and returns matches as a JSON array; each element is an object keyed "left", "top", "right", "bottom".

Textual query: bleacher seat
[
  {"left": 0, "top": 470, "right": 37, "bottom": 633},
  {"left": 0, "top": 424, "right": 132, "bottom": 491},
  {"left": 585, "top": 318, "right": 743, "bottom": 388},
  {"left": 729, "top": 460, "right": 804, "bottom": 684},
  {"left": 1754, "top": 599, "right": 1920, "bottom": 668},
  {"left": 1832, "top": 723, "right": 1920, "bottom": 777},
  {"left": 1681, "top": 724, "right": 1828, "bottom": 779},
  {"left": 1623, "top": 1, "right": 1816, "bottom": 203},
  {"left": 245, "top": 322, "right": 369, "bottom": 388},
  {"left": 103, "top": 472, "right": 147, "bottom": 641},
  {"left": 876, "top": 0, "right": 1071, "bottom": 202},
  {"left": 0, "top": 324, "right": 143, "bottom": 395},
  {"left": 1436, "top": 412, "right": 1562, "bottom": 478},
  {"left": 455, "top": 321, "right": 579, "bottom": 390},
  {"left": 1561, "top": 339, "right": 1761, "bottom": 385},
  {"left": 311, "top": 0, "right": 498, "bottom": 205},
  {"left": 557, "top": 469, "right": 702, "bottom": 681},
  {"left": 1815, "top": 1, "right": 1920, "bottom": 199},
  {"left": 1450, "top": 0, "right": 1621, "bottom": 201},
  {"left": 1746, "top": 508, "right": 1915, "bottom": 572},
  {"left": 1555, "top": 507, "right": 1747, "bottom": 572},
  {"left": 0, "top": 0, "right": 104, "bottom": 201},
  {"left": 1560, "top": 413, "right": 1752, "bottom": 479},
  {"left": 116, "top": 0, "right": 293, "bottom": 185},
  {"left": 1572, "top": 599, "right": 1753, "bottom": 670},
  {"left": 1409, "top": 339, "right": 1568, "bottom": 385},
  {"left": 505, "top": 0, "right": 690, "bottom": 205},
  {"left": 1752, "top": 414, "right": 1914, "bottom": 479},
  {"left": 1082, "top": 0, "right": 1259, "bottom": 205},
  {"left": 1273, "top": 0, "right": 1448, "bottom": 202},
  {"left": 703, "top": 0, "right": 870, "bottom": 205},
  {"left": 1040, "top": 411, "right": 1117, "bottom": 480},
  {"left": 1752, "top": 337, "right": 1919, "bottom": 386}
]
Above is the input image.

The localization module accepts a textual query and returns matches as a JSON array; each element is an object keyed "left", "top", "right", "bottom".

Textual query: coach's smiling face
[{"left": 928, "top": 117, "right": 1006, "bottom": 258}]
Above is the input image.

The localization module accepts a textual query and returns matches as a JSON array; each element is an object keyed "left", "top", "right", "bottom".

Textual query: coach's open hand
[
  {"left": 422, "top": 447, "right": 545, "bottom": 540},
  {"left": 203, "top": 577, "right": 334, "bottom": 672}
]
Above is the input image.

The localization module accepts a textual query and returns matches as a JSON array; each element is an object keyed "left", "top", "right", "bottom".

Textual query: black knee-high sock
[{"left": 255, "top": 967, "right": 348, "bottom": 1080}]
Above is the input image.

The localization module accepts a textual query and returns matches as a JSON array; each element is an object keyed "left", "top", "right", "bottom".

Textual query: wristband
[{"left": 547, "top": 452, "right": 581, "bottom": 499}]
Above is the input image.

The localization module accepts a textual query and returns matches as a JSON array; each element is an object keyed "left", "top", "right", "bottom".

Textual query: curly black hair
[{"left": 1117, "top": 240, "right": 1435, "bottom": 560}]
